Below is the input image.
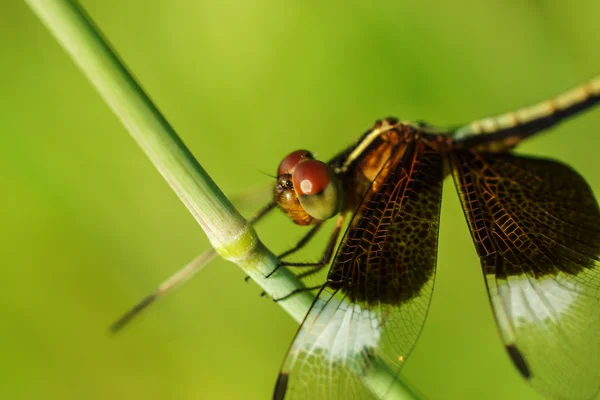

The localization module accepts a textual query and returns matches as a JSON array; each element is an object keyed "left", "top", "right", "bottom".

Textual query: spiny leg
[
  {"left": 278, "top": 221, "right": 325, "bottom": 260},
  {"left": 272, "top": 284, "right": 324, "bottom": 302},
  {"left": 270, "top": 214, "right": 346, "bottom": 301},
  {"left": 294, "top": 213, "right": 345, "bottom": 280},
  {"left": 266, "top": 213, "right": 345, "bottom": 278},
  {"left": 281, "top": 213, "right": 345, "bottom": 269},
  {"left": 264, "top": 221, "right": 324, "bottom": 278}
]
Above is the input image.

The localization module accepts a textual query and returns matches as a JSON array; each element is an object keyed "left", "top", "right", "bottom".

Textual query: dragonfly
[
  {"left": 266, "top": 76, "right": 600, "bottom": 400},
  {"left": 113, "top": 76, "right": 600, "bottom": 400}
]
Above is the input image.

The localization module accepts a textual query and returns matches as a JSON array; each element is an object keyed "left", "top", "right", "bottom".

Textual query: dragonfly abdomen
[{"left": 453, "top": 76, "right": 600, "bottom": 152}]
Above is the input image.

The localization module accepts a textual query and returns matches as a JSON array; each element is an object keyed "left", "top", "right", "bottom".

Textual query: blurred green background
[{"left": 2, "top": 1, "right": 600, "bottom": 399}]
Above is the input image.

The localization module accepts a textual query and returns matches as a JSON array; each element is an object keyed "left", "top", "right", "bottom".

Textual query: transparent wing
[
  {"left": 451, "top": 150, "right": 600, "bottom": 400},
  {"left": 275, "top": 139, "right": 444, "bottom": 400}
]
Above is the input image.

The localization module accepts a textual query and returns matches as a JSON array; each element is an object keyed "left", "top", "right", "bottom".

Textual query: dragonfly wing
[
  {"left": 275, "top": 139, "right": 445, "bottom": 400},
  {"left": 451, "top": 150, "right": 600, "bottom": 400}
]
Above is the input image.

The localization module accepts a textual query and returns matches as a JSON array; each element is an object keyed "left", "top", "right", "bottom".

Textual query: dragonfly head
[{"left": 275, "top": 150, "right": 343, "bottom": 226}]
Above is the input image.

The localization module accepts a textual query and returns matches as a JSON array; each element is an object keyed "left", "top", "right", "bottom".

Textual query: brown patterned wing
[
  {"left": 451, "top": 150, "right": 600, "bottom": 400},
  {"left": 274, "top": 139, "right": 444, "bottom": 400}
]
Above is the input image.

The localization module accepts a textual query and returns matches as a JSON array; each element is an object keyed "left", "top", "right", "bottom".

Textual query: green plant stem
[
  {"left": 25, "top": 1, "right": 419, "bottom": 399},
  {"left": 25, "top": 0, "right": 312, "bottom": 322}
]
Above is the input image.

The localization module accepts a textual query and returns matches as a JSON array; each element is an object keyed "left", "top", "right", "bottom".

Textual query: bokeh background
[{"left": 2, "top": 1, "right": 600, "bottom": 399}]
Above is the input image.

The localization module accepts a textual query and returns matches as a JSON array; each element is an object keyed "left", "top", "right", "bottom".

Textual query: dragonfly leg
[
  {"left": 297, "top": 266, "right": 326, "bottom": 280},
  {"left": 269, "top": 214, "right": 346, "bottom": 299},
  {"left": 278, "top": 222, "right": 325, "bottom": 259},
  {"left": 266, "top": 214, "right": 346, "bottom": 278},
  {"left": 264, "top": 222, "right": 325, "bottom": 278},
  {"left": 282, "top": 213, "right": 345, "bottom": 266},
  {"left": 272, "top": 284, "right": 324, "bottom": 302}
]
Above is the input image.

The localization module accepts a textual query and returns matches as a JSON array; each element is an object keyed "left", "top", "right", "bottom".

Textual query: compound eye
[
  {"left": 277, "top": 150, "right": 313, "bottom": 177},
  {"left": 292, "top": 159, "right": 342, "bottom": 220}
]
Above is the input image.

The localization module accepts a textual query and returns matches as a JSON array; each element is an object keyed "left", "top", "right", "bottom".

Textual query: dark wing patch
[
  {"left": 275, "top": 140, "right": 444, "bottom": 400},
  {"left": 451, "top": 150, "right": 600, "bottom": 400},
  {"left": 330, "top": 141, "right": 443, "bottom": 305}
]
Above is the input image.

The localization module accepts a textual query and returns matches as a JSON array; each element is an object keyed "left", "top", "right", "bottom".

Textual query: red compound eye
[
  {"left": 292, "top": 159, "right": 342, "bottom": 221},
  {"left": 292, "top": 159, "right": 332, "bottom": 196},
  {"left": 277, "top": 150, "right": 313, "bottom": 176}
]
